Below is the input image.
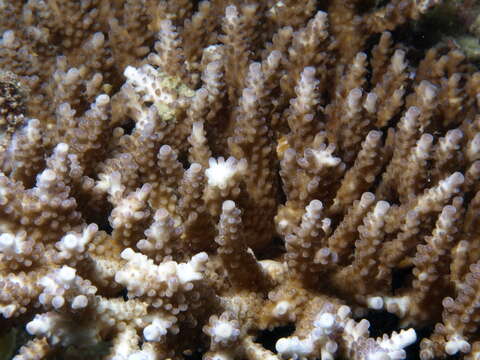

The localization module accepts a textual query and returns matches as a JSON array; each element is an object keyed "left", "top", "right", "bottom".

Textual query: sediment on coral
[{"left": 1, "top": 0, "right": 480, "bottom": 359}]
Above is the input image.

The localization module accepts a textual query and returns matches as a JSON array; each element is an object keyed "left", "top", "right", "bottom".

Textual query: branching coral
[{"left": 1, "top": 0, "right": 480, "bottom": 359}]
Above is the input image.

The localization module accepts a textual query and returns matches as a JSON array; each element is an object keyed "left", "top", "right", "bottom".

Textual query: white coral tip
[
  {"left": 58, "top": 266, "right": 76, "bottom": 283},
  {"left": 445, "top": 336, "right": 471, "bottom": 355},
  {"left": 367, "top": 297, "right": 384, "bottom": 310}
]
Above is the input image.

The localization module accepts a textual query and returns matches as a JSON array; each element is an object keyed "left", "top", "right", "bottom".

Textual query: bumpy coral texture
[{"left": 1, "top": 0, "right": 480, "bottom": 359}]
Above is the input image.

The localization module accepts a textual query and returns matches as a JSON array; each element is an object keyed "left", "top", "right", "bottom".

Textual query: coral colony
[{"left": 1, "top": 0, "right": 480, "bottom": 359}]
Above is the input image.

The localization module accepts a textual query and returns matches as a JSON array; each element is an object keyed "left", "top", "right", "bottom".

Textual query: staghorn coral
[{"left": 2, "top": 0, "right": 480, "bottom": 359}]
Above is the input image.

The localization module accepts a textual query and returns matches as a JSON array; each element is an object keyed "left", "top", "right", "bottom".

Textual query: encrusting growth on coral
[{"left": 1, "top": 0, "right": 480, "bottom": 359}]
